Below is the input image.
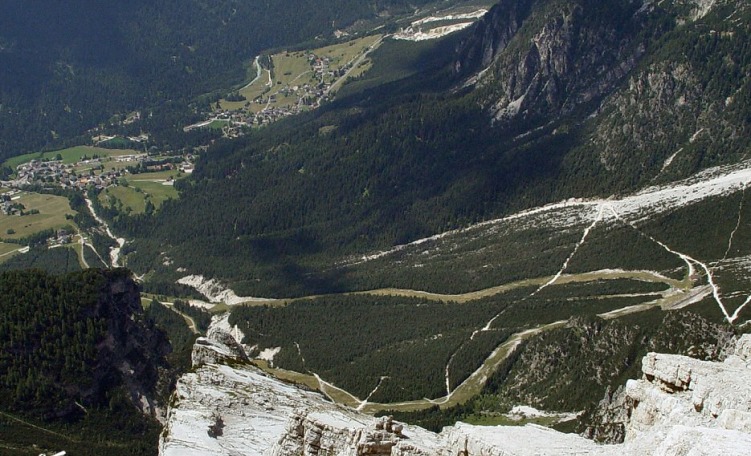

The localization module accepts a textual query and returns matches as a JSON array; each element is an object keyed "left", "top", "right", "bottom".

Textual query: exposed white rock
[
  {"left": 177, "top": 274, "right": 275, "bottom": 305},
  {"left": 505, "top": 405, "right": 580, "bottom": 423},
  {"left": 624, "top": 335, "right": 751, "bottom": 441},
  {"left": 160, "top": 333, "right": 442, "bottom": 456},
  {"left": 688, "top": 0, "right": 718, "bottom": 20},
  {"left": 160, "top": 334, "right": 751, "bottom": 455},
  {"left": 393, "top": 22, "right": 475, "bottom": 41},
  {"left": 258, "top": 347, "right": 282, "bottom": 364}
]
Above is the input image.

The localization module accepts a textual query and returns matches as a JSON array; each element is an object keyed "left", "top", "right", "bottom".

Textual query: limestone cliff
[
  {"left": 451, "top": 0, "right": 750, "bottom": 190},
  {"left": 454, "top": 0, "right": 663, "bottom": 124},
  {"left": 159, "top": 327, "right": 751, "bottom": 455}
]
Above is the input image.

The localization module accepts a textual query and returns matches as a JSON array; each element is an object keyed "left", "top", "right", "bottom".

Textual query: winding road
[{"left": 248, "top": 265, "right": 698, "bottom": 414}]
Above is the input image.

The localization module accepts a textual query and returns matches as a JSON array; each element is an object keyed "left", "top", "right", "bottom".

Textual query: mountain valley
[{"left": 1, "top": 0, "right": 751, "bottom": 455}]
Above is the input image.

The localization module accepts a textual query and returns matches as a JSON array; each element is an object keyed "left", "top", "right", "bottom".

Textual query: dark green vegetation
[
  {"left": 1, "top": 0, "right": 750, "bottom": 449},
  {"left": 145, "top": 300, "right": 196, "bottom": 353},
  {"left": 173, "top": 300, "right": 212, "bottom": 334},
  {"left": 0, "top": 269, "right": 169, "bottom": 455},
  {"left": 384, "top": 306, "right": 735, "bottom": 432},
  {"left": 0, "top": 0, "right": 455, "bottom": 159},
  {"left": 0, "top": 246, "right": 81, "bottom": 275},
  {"left": 118, "top": 0, "right": 751, "bottom": 298},
  {"left": 83, "top": 245, "right": 110, "bottom": 269},
  {"left": 230, "top": 277, "right": 668, "bottom": 402}
]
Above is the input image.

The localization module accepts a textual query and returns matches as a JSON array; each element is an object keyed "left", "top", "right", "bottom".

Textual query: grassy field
[
  {"left": 99, "top": 179, "right": 177, "bottom": 215},
  {"left": 0, "top": 193, "right": 76, "bottom": 240},
  {"left": 79, "top": 158, "right": 140, "bottom": 174},
  {"left": 208, "top": 119, "right": 230, "bottom": 129},
  {"left": 220, "top": 34, "right": 383, "bottom": 113},
  {"left": 133, "top": 181, "right": 178, "bottom": 205},
  {"left": 3, "top": 146, "right": 139, "bottom": 171},
  {"left": 130, "top": 169, "right": 182, "bottom": 181},
  {"left": 99, "top": 186, "right": 148, "bottom": 213},
  {"left": 0, "top": 242, "right": 22, "bottom": 264}
]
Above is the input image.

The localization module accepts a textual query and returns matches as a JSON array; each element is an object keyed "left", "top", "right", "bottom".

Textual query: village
[
  {"left": 7, "top": 156, "right": 133, "bottom": 191},
  {"left": 1, "top": 151, "right": 195, "bottom": 193},
  {"left": 185, "top": 41, "right": 374, "bottom": 136},
  {"left": 0, "top": 146, "right": 196, "bottom": 260}
]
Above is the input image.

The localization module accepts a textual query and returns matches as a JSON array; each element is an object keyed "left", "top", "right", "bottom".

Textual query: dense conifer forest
[
  {"left": 229, "top": 278, "right": 670, "bottom": 402},
  {"left": 0, "top": 0, "right": 750, "bottom": 452},
  {"left": 0, "top": 269, "right": 168, "bottom": 455},
  {"left": 0, "top": 0, "right": 444, "bottom": 159},
  {"left": 113, "top": 0, "right": 751, "bottom": 294},
  {"left": 384, "top": 306, "right": 736, "bottom": 432}
]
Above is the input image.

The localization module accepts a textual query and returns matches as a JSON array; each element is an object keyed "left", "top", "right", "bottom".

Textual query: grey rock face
[{"left": 161, "top": 328, "right": 751, "bottom": 455}]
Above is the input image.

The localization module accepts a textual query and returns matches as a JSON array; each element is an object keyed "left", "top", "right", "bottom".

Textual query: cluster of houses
[
  {"left": 1, "top": 191, "right": 23, "bottom": 216},
  {"left": 186, "top": 51, "right": 355, "bottom": 135},
  {"left": 8, "top": 159, "right": 125, "bottom": 191},
  {"left": 0, "top": 152, "right": 194, "bottom": 193},
  {"left": 48, "top": 228, "right": 73, "bottom": 246}
]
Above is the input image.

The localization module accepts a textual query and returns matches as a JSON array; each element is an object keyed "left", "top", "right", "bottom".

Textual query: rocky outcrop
[
  {"left": 160, "top": 330, "right": 442, "bottom": 455},
  {"left": 453, "top": 0, "right": 536, "bottom": 76},
  {"left": 89, "top": 269, "right": 171, "bottom": 418},
  {"left": 160, "top": 329, "right": 751, "bottom": 455},
  {"left": 454, "top": 0, "right": 666, "bottom": 125},
  {"left": 585, "top": 334, "right": 751, "bottom": 452},
  {"left": 272, "top": 413, "right": 430, "bottom": 456},
  {"left": 625, "top": 335, "right": 751, "bottom": 438}
]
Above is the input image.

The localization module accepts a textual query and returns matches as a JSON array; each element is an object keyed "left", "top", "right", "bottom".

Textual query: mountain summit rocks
[{"left": 159, "top": 323, "right": 751, "bottom": 455}]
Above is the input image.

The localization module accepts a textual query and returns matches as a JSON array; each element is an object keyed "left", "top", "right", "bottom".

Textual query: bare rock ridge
[
  {"left": 454, "top": 0, "right": 661, "bottom": 123},
  {"left": 159, "top": 326, "right": 751, "bottom": 455},
  {"left": 625, "top": 336, "right": 751, "bottom": 439}
]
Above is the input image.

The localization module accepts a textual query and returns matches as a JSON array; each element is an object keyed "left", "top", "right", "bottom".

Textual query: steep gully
[{"left": 83, "top": 195, "right": 125, "bottom": 268}]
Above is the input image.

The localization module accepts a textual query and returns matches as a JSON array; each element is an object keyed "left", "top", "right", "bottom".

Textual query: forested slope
[
  {"left": 0, "top": 269, "right": 169, "bottom": 455},
  {"left": 120, "top": 0, "right": 751, "bottom": 297},
  {"left": 0, "top": 0, "right": 441, "bottom": 159}
]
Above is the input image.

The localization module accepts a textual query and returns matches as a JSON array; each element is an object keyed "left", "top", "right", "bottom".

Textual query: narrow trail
[
  {"left": 445, "top": 350, "right": 457, "bottom": 395},
  {"left": 217, "top": 164, "right": 751, "bottom": 411},
  {"left": 357, "top": 376, "right": 390, "bottom": 411},
  {"left": 289, "top": 70, "right": 312, "bottom": 85},
  {"left": 0, "top": 410, "right": 77, "bottom": 442},
  {"left": 294, "top": 342, "right": 308, "bottom": 372},
  {"left": 77, "top": 235, "right": 89, "bottom": 268},
  {"left": 530, "top": 204, "right": 605, "bottom": 297},
  {"left": 0, "top": 246, "right": 23, "bottom": 259},
  {"left": 238, "top": 56, "right": 263, "bottom": 91},
  {"left": 445, "top": 205, "right": 605, "bottom": 394},
  {"left": 723, "top": 184, "right": 745, "bottom": 259},
  {"left": 273, "top": 201, "right": 728, "bottom": 413},
  {"left": 241, "top": 201, "right": 698, "bottom": 407},
  {"left": 161, "top": 301, "right": 199, "bottom": 334},
  {"left": 249, "top": 279, "right": 703, "bottom": 414},
  {"left": 606, "top": 204, "right": 750, "bottom": 323},
  {"left": 323, "top": 35, "right": 385, "bottom": 98},
  {"left": 731, "top": 295, "right": 751, "bottom": 323},
  {"left": 606, "top": 204, "right": 696, "bottom": 281},
  {"left": 78, "top": 234, "right": 108, "bottom": 268}
]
